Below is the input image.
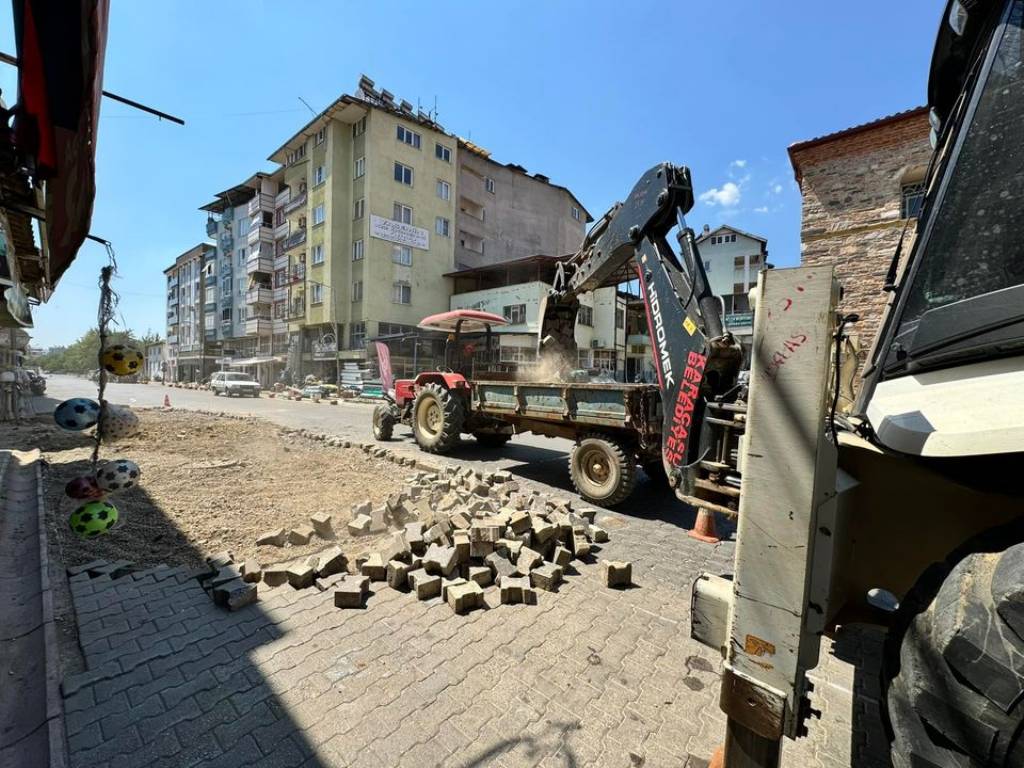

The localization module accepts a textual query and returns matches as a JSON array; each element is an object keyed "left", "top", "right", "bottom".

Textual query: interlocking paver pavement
[{"left": 60, "top": 504, "right": 888, "bottom": 768}]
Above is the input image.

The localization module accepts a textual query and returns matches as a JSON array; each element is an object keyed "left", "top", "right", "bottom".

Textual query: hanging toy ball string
[{"left": 91, "top": 245, "right": 119, "bottom": 472}]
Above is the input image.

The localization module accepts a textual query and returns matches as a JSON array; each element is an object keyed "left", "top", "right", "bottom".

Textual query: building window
[
  {"left": 436, "top": 180, "right": 450, "bottom": 201},
  {"left": 593, "top": 350, "right": 617, "bottom": 371},
  {"left": 393, "top": 162, "right": 414, "bottom": 186},
  {"left": 350, "top": 321, "right": 365, "bottom": 349},
  {"left": 392, "top": 245, "right": 413, "bottom": 266},
  {"left": 237, "top": 248, "right": 246, "bottom": 267},
  {"left": 236, "top": 307, "right": 246, "bottom": 324},
  {"left": 503, "top": 304, "right": 526, "bottom": 324},
  {"left": 391, "top": 282, "right": 412, "bottom": 304},
  {"left": 499, "top": 346, "right": 536, "bottom": 364},
  {"left": 314, "top": 165, "right": 325, "bottom": 186},
  {"left": 435, "top": 217, "right": 450, "bottom": 237},
  {"left": 311, "top": 283, "right": 324, "bottom": 304},
  {"left": 901, "top": 180, "right": 926, "bottom": 218},
  {"left": 312, "top": 204, "right": 325, "bottom": 226},
  {"left": 352, "top": 117, "right": 366, "bottom": 137},
  {"left": 616, "top": 308, "right": 625, "bottom": 329},
  {"left": 572, "top": 206, "right": 580, "bottom": 221},
  {"left": 311, "top": 244, "right": 324, "bottom": 265},
  {"left": 354, "top": 156, "right": 365, "bottom": 179},
  {"left": 352, "top": 280, "right": 363, "bottom": 302},
  {"left": 435, "top": 143, "right": 451, "bottom": 162},
  {"left": 353, "top": 198, "right": 365, "bottom": 219},
  {"left": 314, "top": 127, "right": 326, "bottom": 146},
  {"left": 392, "top": 203, "right": 413, "bottom": 224},
  {"left": 485, "top": 177, "right": 495, "bottom": 194},
  {"left": 578, "top": 305, "right": 593, "bottom": 327},
  {"left": 352, "top": 239, "right": 364, "bottom": 261},
  {"left": 396, "top": 125, "right": 421, "bottom": 149}
]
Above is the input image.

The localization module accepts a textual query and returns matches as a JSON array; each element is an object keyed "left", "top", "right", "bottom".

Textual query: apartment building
[
  {"left": 164, "top": 243, "right": 217, "bottom": 382},
  {"left": 455, "top": 140, "right": 590, "bottom": 270},
  {"left": 694, "top": 224, "right": 770, "bottom": 357},
  {"left": 447, "top": 255, "right": 631, "bottom": 377}
]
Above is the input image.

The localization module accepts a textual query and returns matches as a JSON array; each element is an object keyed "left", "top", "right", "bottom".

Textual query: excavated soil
[{"left": 3, "top": 410, "right": 407, "bottom": 570}]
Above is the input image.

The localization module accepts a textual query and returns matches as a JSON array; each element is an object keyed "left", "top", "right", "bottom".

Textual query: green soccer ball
[{"left": 69, "top": 500, "right": 119, "bottom": 538}]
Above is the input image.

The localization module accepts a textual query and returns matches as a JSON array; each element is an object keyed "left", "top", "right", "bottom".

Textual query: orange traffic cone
[
  {"left": 163, "top": 394, "right": 171, "bottom": 409},
  {"left": 708, "top": 746, "right": 725, "bottom": 768},
  {"left": 688, "top": 506, "right": 720, "bottom": 544}
]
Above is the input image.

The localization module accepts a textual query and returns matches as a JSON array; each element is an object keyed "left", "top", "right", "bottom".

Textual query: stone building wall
[{"left": 789, "top": 109, "right": 932, "bottom": 366}]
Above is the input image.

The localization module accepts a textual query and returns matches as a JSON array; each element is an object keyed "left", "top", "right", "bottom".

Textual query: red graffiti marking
[
  {"left": 665, "top": 351, "right": 707, "bottom": 467},
  {"left": 763, "top": 332, "right": 809, "bottom": 380}
]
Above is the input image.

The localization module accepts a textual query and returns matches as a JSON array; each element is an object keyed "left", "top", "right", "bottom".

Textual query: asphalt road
[{"left": 36, "top": 375, "right": 704, "bottom": 531}]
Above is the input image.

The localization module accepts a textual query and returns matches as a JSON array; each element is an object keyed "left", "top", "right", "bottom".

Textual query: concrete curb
[{"left": 34, "top": 460, "right": 68, "bottom": 768}]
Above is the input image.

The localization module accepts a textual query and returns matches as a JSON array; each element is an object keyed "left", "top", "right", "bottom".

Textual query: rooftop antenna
[
  {"left": 298, "top": 96, "right": 316, "bottom": 117},
  {"left": 433, "top": 95, "right": 439, "bottom": 122}
]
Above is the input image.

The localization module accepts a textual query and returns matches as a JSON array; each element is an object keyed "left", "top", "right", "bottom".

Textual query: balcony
[
  {"left": 167, "top": 293, "right": 178, "bottom": 305},
  {"left": 246, "top": 287, "right": 273, "bottom": 305},
  {"left": 205, "top": 328, "right": 217, "bottom": 340},
  {"left": 247, "top": 192, "right": 275, "bottom": 218},
  {"left": 166, "top": 334, "right": 178, "bottom": 345},
  {"left": 284, "top": 264, "right": 305, "bottom": 284},
  {"left": 204, "top": 301, "right": 217, "bottom": 313},
  {"left": 221, "top": 319, "right": 234, "bottom": 334},
  {"left": 274, "top": 220, "right": 290, "bottom": 241},
  {"left": 246, "top": 224, "right": 273, "bottom": 249},
  {"left": 275, "top": 188, "right": 291, "bottom": 209},
  {"left": 220, "top": 231, "right": 233, "bottom": 250},
  {"left": 273, "top": 253, "right": 289, "bottom": 272},
  {"left": 286, "top": 299, "right": 305, "bottom": 320},
  {"left": 206, "top": 218, "right": 218, "bottom": 237},
  {"left": 283, "top": 190, "right": 307, "bottom": 216},
  {"left": 272, "top": 318, "right": 287, "bottom": 334},
  {"left": 246, "top": 254, "right": 274, "bottom": 275},
  {"left": 282, "top": 226, "right": 306, "bottom": 253},
  {"left": 273, "top": 285, "right": 288, "bottom": 303},
  {"left": 245, "top": 317, "right": 273, "bottom": 335}
]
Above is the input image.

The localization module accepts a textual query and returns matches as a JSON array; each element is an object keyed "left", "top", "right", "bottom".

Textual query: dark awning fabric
[{"left": 12, "top": 0, "right": 109, "bottom": 290}]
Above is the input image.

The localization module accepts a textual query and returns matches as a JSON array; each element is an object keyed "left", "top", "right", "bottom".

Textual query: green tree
[{"left": 27, "top": 328, "right": 142, "bottom": 373}]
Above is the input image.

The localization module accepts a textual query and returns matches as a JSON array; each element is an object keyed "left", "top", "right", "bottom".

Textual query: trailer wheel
[
  {"left": 412, "top": 383, "right": 464, "bottom": 454},
  {"left": 372, "top": 403, "right": 396, "bottom": 441},
  {"left": 473, "top": 432, "right": 511, "bottom": 448},
  {"left": 886, "top": 540, "right": 1024, "bottom": 768},
  {"left": 570, "top": 434, "right": 636, "bottom": 507}
]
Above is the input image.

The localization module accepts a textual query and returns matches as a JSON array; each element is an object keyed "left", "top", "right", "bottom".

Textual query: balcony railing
[
  {"left": 274, "top": 220, "right": 290, "bottom": 241},
  {"left": 246, "top": 225, "right": 274, "bottom": 248},
  {"left": 283, "top": 265, "right": 305, "bottom": 284},
  {"left": 246, "top": 255, "right": 274, "bottom": 274},
  {"left": 275, "top": 188, "right": 291, "bottom": 209},
  {"left": 282, "top": 227, "right": 306, "bottom": 253},
  {"left": 206, "top": 218, "right": 218, "bottom": 237},
  {"left": 166, "top": 334, "right": 178, "bottom": 345},
  {"left": 245, "top": 317, "right": 273, "bottom": 335},
  {"left": 167, "top": 294, "right": 178, "bottom": 305},
  {"left": 286, "top": 300, "right": 305, "bottom": 320},
  {"left": 247, "top": 192, "right": 275, "bottom": 217},
  {"left": 283, "top": 190, "right": 306, "bottom": 215},
  {"left": 246, "top": 287, "right": 273, "bottom": 305},
  {"left": 272, "top": 286, "right": 288, "bottom": 303},
  {"left": 220, "top": 232, "right": 233, "bottom": 250}
]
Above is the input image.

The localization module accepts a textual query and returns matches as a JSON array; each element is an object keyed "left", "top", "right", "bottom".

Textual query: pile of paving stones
[{"left": 251, "top": 464, "right": 632, "bottom": 615}]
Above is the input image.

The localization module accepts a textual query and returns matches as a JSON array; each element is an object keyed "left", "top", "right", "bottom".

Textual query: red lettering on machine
[{"left": 665, "top": 351, "right": 707, "bottom": 467}]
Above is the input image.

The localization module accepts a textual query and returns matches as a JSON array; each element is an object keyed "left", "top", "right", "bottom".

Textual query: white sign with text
[{"left": 370, "top": 215, "right": 429, "bottom": 250}]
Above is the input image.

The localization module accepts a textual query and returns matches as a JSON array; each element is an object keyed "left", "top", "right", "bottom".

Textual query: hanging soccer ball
[
  {"left": 69, "top": 500, "right": 119, "bottom": 537},
  {"left": 65, "top": 476, "right": 104, "bottom": 500},
  {"left": 98, "top": 404, "right": 140, "bottom": 441},
  {"left": 54, "top": 398, "right": 101, "bottom": 431},
  {"left": 101, "top": 344, "right": 144, "bottom": 376},
  {"left": 96, "top": 459, "right": 141, "bottom": 492}
]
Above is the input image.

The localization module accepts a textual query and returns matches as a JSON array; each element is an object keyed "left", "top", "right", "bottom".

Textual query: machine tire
[
  {"left": 412, "top": 383, "right": 464, "bottom": 454},
  {"left": 569, "top": 434, "right": 636, "bottom": 507},
  {"left": 473, "top": 432, "right": 512, "bottom": 448},
  {"left": 372, "top": 403, "right": 396, "bottom": 441},
  {"left": 886, "top": 541, "right": 1024, "bottom": 768}
]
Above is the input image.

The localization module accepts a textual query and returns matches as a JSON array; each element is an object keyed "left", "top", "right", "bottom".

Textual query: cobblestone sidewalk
[{"left": 59, "top": 511, "right": 889, "bottom": 768}]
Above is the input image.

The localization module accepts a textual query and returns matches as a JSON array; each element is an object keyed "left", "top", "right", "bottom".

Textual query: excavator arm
[{"left": 539, "top": 162, "right": 744, "bottom": 498}]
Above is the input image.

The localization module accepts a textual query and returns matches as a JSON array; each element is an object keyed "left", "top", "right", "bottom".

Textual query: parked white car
[{"left": 210, "top": 372, "right": 261, "bottom": 397}]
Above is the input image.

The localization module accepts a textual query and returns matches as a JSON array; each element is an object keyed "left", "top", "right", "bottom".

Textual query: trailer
[{"left": 370, "top": 309, "right": 668, "bottom": 506}]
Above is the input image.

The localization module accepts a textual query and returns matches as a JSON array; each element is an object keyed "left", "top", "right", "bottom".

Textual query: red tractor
[{"left": 371, "top": 309, "right": 515, "bottom": 453}]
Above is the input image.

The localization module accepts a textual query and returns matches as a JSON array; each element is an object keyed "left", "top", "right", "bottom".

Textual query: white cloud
[
  {"left": 754, "top": 206, "right": 769, "bottom": 213},
  {"left": 699, "top": 182, "right": 741, "bottom": 207},
  {"left": 731, "top": 159, "right": 747, "bottom": 169},
  {"left": 772, "top": 183, "right": 783, "bottom": 195}
]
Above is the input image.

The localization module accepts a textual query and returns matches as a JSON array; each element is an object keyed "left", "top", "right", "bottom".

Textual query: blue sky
[{"left": 2, "top": 0, "right": 940, "bottom": 348}]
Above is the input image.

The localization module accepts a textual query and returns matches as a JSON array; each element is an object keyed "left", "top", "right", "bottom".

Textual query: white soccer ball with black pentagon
[
  {"left": 96, "top": 459, "right": 141, "bottom": 492},
  {"left": 54, "top": 398, "right": 100, "bottom": 431}
]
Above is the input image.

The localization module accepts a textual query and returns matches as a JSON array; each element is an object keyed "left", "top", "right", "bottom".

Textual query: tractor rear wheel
[
  {"left": 372, "top": 403, "right": 396, "bottom": 441},
  {"left": 569, "top": 434, "right": 636, "bottom": 507},
  {"left": 886, "top": 540, "right": 1024, "bottom": 767},
  {"left": 412, "top": 383, "right": 464, "bottom": 454}
]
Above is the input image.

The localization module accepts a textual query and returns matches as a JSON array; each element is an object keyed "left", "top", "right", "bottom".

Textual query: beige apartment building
[{"left": 183, "top": 76, "right": 590, "bottom": 385}]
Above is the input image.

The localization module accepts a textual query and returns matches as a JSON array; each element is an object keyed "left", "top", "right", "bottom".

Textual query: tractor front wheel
[
  {"left": 372, "top": 403, "right": 397, "bottom": 441},
  {"left": 412, "top": 383, "right": 465, "bottom": 454}
]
